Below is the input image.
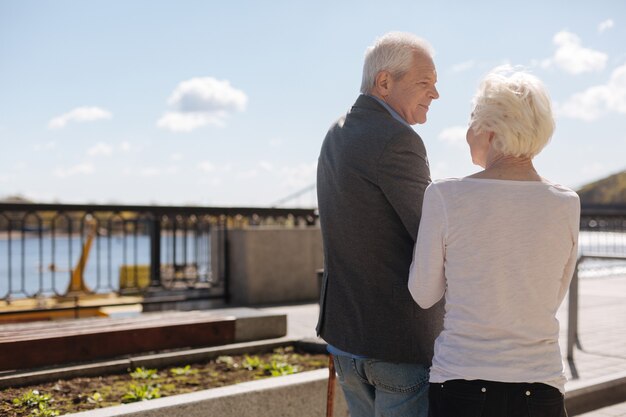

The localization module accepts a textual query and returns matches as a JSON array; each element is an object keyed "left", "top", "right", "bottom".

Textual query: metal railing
[
  {"left": 0, "top": 203, "right": 317, "bottom": 316},
  {"left": 567, "top": 203, "right": 626, "bottom": 360}
]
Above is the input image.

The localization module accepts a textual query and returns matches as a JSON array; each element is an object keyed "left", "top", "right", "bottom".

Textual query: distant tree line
[{"left": 577, "top": 170, "right": 626, "bottom": 205}]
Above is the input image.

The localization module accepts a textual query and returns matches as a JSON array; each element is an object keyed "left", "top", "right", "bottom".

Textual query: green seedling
[
  {"left": 87, "top": 392, "right": 103, "bottom": 405},
  {"left": 216, "top": 355, "right": 238, "bottom": 369},
  {"left": 12, "top": 390, "right": 53, "bottom": 409},
  {"left": 261, "top": 360, "right": 298, "bottom": 377},
  {"left": 129, "top": 367, "right": 160, "bottom": 380},
  {"left": 170, "top": 365, "right": 198, "bottom": 376},
  {"left": 31, "top": 406, "right": 60, "bottom": 417},
  {"left": 12, "top": 390, "right": 59, "bottom": 416},
  {"left": 242, "top": 355, "right": 263, "bottom": 370},
  {"left": 121, "top": 384, "right": 161, "bottom": 403}
]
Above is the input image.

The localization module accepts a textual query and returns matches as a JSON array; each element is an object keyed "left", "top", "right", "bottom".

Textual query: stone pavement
[
  {"left": 259, "top": 273, "right": 626, "bottom": 415},
  {"left": 580, "top": 402, "right": 626, "bottom": 417},
  {"left": 559, "top": 273, "right": 626, "bottom": 415}
]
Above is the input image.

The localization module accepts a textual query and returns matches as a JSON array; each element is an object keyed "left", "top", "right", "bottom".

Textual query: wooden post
[{"left": 326, "top": 354, "right": 336, "bottom": 417}]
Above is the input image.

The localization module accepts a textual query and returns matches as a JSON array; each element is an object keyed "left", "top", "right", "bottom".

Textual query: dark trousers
[{"left": 429, "top": 379, "right": 567, "bottom": 417}]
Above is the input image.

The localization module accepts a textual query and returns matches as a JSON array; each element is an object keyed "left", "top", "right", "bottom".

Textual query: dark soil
[{"left": 0, "top": 346, "right": 329, "bottom": 417}]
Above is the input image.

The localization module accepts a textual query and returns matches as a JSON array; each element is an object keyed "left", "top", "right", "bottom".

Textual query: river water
[
  {"left": 0, "top": 231, "right": 624, "bottom": 299},
  {"left": 0, "top": 233, "right": 210, "bottom": 298}
]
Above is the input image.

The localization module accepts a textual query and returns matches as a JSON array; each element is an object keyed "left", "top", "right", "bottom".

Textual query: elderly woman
[{"left": 408, "top": 67, "right": 579, "bottom": 417}]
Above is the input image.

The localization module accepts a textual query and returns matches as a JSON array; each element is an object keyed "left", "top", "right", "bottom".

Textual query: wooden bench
[{"left": 0, "top": 311, "right": 236, "bottom": 372}]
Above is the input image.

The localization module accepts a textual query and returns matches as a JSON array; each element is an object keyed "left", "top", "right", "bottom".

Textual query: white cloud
[
  {"left": 120, "top": 142, "right": 132, "bottom": 152},
  {"left": 450, "top": 60, "right": 476, "bottom": 73},
  {"left": 48, "top": 106, "right": 112, "bottom": 129},
  {"left": 33, "top": 141, "right": 56, "bottom": 152},
  {"left": 555, "top": 86, "right": 609, "bottom": 121},
  {"left": 598, "top": 19, "right": 614, "bottom": 33},
  {"left": 259, "top": 161, "right": 273, "bottom": 171},
  {"left": 54, "top": 162, "right": 95, "bottom": 178},
  {"left": 157, "top": 77, "right": 248, "bottom": 132},
  {"left": 238, "top": 169, "right": 258, "bottom": 179},
  {"left": 438, "top": 126, "right": 467, "bottom": 145},
  {"left": 171, "top": 152, "right": 183, "bottom": 161},
  {"left": 87, "top": 142, "right": 113, "bottom": 156},
  {"left": 157, "top": 111, "right": 227, "bottom": 131},
  {"left": 269, "top": 138, "right": 282, "bottom": 148},
  {"left": 140, "top": 168, "right": 160, "bottom": 177},
  {"left": 197, "top": 177, "right": 223, "bottom": 187},
  {"left": 556, "top": 63, "right": 626, "bottom": 121},
  {"left": 542, "top": 31, "right": 607, "bottom": 74},
  {"left": 198, "top": 161, "right": 215, "bottom": 172}
]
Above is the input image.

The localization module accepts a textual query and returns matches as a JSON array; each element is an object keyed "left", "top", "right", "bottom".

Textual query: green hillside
[
  {"left": 0, "top": 195, "right": 34, "bottom": 204},
  {"left": 577, "top": 170, "right": 626, "bottom": 205}
]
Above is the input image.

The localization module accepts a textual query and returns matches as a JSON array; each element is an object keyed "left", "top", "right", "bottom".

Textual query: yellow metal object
[
  {"left": 64, "top": 218, "right": 96, "bottom": 297},
  {"left": 119, "top": 265, "right": 151, "bottom": 290},
  {"left": 0, "top": 294, "right": 144, "bottom": 323},
  {"left": 0, "top": 307, "right": 105, "bottom": 323}
]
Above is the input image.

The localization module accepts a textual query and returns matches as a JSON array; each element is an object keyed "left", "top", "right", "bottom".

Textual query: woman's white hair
[
  {"left": 470, "top": 65, "right": 555, "bottom": 159},
  {"left": 360, "top": 32, "right": 434, "bottom": 94}
]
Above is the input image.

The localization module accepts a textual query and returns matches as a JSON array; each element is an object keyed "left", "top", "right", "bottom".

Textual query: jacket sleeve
[
  {"left": 408, "top": 184, "right": 446, "bottom": 308},
  {"left": 377, "top": 131, "right": 431, "bottom": 241}
]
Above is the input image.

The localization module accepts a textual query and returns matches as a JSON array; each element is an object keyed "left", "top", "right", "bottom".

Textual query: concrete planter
[{"left": 65, "top": 368, "right": 348, "bottom": 417}]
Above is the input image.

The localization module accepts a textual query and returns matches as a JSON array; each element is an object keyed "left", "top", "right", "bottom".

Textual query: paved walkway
[
  {"left": 260, "top": 273, "right": 626, "bottom": 415},
  {"left": 580, "top": 402, "right": 626, "bottom": 417},
  {"left": 561, "top": 274, "right": 626, "bottom": 416}
]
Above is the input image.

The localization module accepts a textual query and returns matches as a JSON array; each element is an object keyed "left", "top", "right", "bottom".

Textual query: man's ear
[{"left": 374, "top": 71, "right": 392, "bottom": 98}]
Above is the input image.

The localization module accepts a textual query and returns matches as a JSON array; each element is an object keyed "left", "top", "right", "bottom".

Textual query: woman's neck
[{"left": 471, "top": 154, "right": 542, "bottom": 181}]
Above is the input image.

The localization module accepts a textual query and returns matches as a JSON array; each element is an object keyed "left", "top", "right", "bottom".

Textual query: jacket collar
[
  {"left": 353, "top": 94, "right": 387, "bottom": 113},
  {"left": 353, "top": 94, "right": 411, "bottom": 128}
]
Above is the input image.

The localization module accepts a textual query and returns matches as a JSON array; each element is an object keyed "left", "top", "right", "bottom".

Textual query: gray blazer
[{"left": 316, "top": 94, "right": 444, "bottom": 364}]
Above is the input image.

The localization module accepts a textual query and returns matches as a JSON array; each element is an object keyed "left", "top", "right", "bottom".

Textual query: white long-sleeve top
[{"left": 408, "top": 177, "right": 580, "bottom": 392}]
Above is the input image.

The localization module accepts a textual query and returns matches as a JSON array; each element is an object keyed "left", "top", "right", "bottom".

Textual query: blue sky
[{"left": 1, "top": 0, "right": 625, "bottom": 207}]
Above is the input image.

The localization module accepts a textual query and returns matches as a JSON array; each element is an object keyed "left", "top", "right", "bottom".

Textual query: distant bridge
[{"left": 271, "top": 183, "right": 317, "bottom": 208}]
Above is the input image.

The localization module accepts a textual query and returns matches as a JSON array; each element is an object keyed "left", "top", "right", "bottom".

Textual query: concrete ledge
[
  {"left": 64, "top": 368, "right": 348, "bottom": 417},
  {"left": 565, "top": 370, "right": 626, "bottom": 415},
  {"left": 231, "top": 308, "right": 288, "bottom": 342}
]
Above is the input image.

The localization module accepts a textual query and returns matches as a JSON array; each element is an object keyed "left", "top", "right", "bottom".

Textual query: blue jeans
[
  {"left": 332, "top": 354, "right": 430, "bottom": 417},
  {"left": 429, "top": 380, "right": 567, "bottom": 417}
]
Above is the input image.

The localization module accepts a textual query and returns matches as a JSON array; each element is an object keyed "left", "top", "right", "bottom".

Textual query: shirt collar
[{"left": 367, "top": 94, "right": 411, "bottom": 128}]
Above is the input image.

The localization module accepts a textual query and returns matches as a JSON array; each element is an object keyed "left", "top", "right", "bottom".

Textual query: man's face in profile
[{"left": 384, "top": 52, "right": 439, "bottom": 125}]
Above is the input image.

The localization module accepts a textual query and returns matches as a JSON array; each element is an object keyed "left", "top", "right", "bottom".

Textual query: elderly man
[{"left": 316, "top": 32, "right": 444, "bottom": 417}]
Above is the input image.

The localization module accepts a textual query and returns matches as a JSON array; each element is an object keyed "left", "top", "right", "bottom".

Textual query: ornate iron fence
[{"left": 0, "top": 203, "right": 317, "bottom": 316}]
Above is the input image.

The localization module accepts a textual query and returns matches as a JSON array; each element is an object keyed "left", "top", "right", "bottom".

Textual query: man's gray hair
[{"left": 360, "top": 32, "right": 434, "bottom": 94}]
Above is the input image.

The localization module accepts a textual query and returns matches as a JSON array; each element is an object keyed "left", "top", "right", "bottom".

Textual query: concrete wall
[
  {"left": 65, "top": 369, "right": 348, "bottom": 417},
  {"left": 227, "top": 227, "right": 323, "bottom": 305}
]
